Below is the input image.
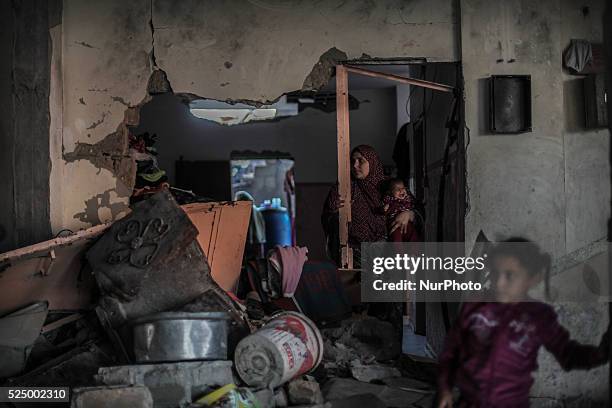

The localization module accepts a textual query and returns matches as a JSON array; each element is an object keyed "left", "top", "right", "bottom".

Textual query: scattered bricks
[
  {"left": 96, "top": 361, "right": 232, "bottom": 408},
  {"left": 287, "top": 379, "right": 324, "bottom": 405},
  {"left": 71, "top": 385, "right": 153, "bottom": 408},
  {"left": 349, "top": 363, "right": 401, "bottom": 383}
]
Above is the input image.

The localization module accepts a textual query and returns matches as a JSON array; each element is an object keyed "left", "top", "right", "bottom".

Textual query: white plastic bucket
[{"left": 234, "top": 311, "right": 323, "bottom": 388}]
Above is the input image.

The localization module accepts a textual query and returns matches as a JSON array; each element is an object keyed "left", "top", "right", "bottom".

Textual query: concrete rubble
[
  {"left": 0, "top": 191, "right": 441, "bottom": 408},
  {"left": 287, "top": 379, "right": 325, "bottom": 405},
  {"left": 97, "top": 361, "right": 234, "bottom": 408},
  {"left": 349, "top": 363, "right": 401, "bottom": 383},
  {"left": 71, "top": 385, "right": 153, "bottom": 408}
]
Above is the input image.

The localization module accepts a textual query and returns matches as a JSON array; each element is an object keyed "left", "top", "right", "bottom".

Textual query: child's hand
[{"left": 437, "top": 388, "right": 453, "bottom": 408}]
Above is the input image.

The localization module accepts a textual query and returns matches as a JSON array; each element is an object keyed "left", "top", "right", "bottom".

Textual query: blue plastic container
[{"left": 259, "top": 198, "right": 292, "bottom": 252}]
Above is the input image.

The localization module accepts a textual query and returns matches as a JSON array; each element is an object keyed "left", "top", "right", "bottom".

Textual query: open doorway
[{"left": 333, "top": 60, "right": 464, "bottom": 356}]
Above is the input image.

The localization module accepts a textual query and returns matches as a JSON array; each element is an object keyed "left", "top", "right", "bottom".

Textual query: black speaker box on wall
[
  {"left": 489, "top": 75, "right": 532, "bottom": 134},
  {"left": 584, "top": 73, "right": 608, "bottom": 128}
]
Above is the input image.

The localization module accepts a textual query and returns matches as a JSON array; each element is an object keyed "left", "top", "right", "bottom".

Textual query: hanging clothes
[{"left": 268, "top": 245, "right": 308, "bottom": 297}]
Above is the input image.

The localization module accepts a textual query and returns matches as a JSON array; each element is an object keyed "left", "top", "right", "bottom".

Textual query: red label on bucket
[
  {"left": 282, "top": 342, "right": 295, "bottom": 369},
  {"left": 269, "top": 315, "right": 315, "bottom": 378}
]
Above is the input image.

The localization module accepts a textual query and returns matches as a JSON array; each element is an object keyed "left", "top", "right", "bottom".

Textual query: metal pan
[{"left": 132, "top": 312, "right": 229, "bottom": 362}]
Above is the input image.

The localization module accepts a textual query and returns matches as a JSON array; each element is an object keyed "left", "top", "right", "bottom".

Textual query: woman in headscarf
[{"left": 322, "top": 144, "right": 415, "bottom": 266}]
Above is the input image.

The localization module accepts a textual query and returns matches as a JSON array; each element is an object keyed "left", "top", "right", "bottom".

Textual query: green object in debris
[
  {"left": 139, "top": 169, "right": 166, "bottom": 182},
  {"left": 194, "top": 384, "right": 261, "bottom": 408}
]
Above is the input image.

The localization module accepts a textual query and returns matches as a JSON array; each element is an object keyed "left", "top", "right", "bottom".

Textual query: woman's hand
[
  {"left": 331, "top": 193, "right": 346, "bottom": 213},
  {"left": 437, "top": 388, "right": 453, "bottom": 408},
  {"left": 390, "top": 209, "right": 415, "bottom": 234}
]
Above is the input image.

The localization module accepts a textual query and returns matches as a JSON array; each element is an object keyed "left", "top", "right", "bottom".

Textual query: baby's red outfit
[{"left": 383, "top": 194, "right": 420, "bottom": 242}]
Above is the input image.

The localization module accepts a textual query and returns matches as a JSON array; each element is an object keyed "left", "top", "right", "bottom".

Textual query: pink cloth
[{"left": 273, "top": 245, "right": 308, "bottom": 297}]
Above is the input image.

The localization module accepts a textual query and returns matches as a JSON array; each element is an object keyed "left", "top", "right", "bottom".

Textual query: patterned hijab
[
  {"left": 323, "top": 145, "right": 387, "bottom": 244},
  {"left": 349, "top": 145, "right": 387, "bottom": 243}
]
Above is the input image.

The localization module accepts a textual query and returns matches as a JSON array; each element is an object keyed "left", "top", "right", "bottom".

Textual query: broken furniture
[
  {"left": 0, "top": 223, "right": 113, "bottom": 379},
  {"left": 0, "top": 223, "right": 108, "bottom": 316},
  {"left": 182, "top": 200, "right": 251, "bottom": 292},
  {"left": 86, "top": 190, "right": 250, "bottom": 361}
]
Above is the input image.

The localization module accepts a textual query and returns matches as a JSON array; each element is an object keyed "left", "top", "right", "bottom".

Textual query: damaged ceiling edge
[
  {"left": 175, "top": 47, "right": 349, "bottom": 109},
  {"left": 63, "top": 70, "right": 173, "bottom": 196},
  {"left": 64, "top": 47, "right": 348, "bottom": 225}
]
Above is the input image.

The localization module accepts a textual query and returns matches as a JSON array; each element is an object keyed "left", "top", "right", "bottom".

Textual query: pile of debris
[{"left": 0, "top": 190, "right": 439, "bottom": 407}]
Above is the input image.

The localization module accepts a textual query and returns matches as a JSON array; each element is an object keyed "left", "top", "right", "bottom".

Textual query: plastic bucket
[{"left": 234, "top": 311, "right": 323, "bottom": 388}]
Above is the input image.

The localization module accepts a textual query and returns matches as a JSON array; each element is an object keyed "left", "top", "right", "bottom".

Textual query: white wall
[{"left": 135, "top": 88, "right": 398, "bottom": 184}]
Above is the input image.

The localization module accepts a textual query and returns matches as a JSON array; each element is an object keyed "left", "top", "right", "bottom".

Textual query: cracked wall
[
  {"left": 151, "top": 0, "right": 458, "bottom": 100},
  {"left": 51, "top": 0, "right": 459, "bottom": 232},
  {"left": 52, "top": 0, "right": 153, "bottom": 232}
]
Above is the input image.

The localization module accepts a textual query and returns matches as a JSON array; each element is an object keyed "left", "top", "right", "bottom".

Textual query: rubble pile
[{"left": 0, "top": 190, "right": 439, "bottom": 407}]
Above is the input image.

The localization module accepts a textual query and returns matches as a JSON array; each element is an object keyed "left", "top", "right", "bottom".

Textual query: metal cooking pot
[{"left": 132, "top": 312, "right": 229, "bottom": 362}]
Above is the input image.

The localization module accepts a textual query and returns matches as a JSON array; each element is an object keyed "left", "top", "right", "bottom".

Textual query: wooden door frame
[{"left": 335, "top": 64, "right": 455, "bottom": 269}]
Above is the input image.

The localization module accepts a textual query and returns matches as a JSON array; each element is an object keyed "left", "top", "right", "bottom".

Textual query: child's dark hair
[
  {"left": 488, "top": 237, "right": 552, "bottom": 298},
  {"left": 381, "top": 178, "right": 404, "bottom": 195}
]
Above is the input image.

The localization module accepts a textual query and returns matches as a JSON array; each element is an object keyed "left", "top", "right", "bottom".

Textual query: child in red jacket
[{"left": 437, "top": 238, "right": 609, "bottom": 408}]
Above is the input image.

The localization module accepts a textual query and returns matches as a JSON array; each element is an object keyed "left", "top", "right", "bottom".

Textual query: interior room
[{"left": 0, "top": 1, "right": 611, "bottom": 407}]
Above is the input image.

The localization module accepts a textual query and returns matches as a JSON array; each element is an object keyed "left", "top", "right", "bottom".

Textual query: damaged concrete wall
[
  {"left": 0, "top": 0, "right": 52, "bottom": 252},
  {"left": 52, "top": 0, "right": 153, "bottom": 232},
  {"left": 51, "top": 0, "right": 458, "bottom": 232},
  {"left": 461, "top": 0, "right": 609, "bottom": 403},
  {"left": 152, "top": 0, "right": 458, "bottom": 100}
]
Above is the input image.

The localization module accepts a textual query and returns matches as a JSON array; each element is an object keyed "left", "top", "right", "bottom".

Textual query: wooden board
[
  {"left": 0, "top": 224, "right": 110, "bottom": 315},
  {"left": 336, "top": 65, "right": 353, "bottom": 269},
  {"left": 182, "top": 201, "right": 251, "bottom": 292},
  {"left": 345, "top": 65, "right": 454, "bottom": 93}
]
